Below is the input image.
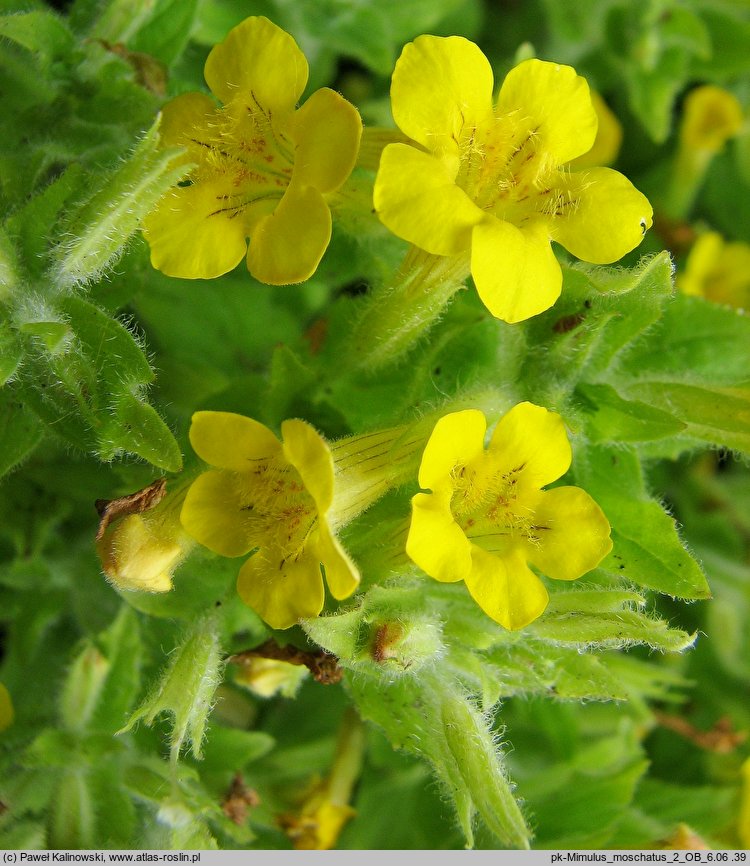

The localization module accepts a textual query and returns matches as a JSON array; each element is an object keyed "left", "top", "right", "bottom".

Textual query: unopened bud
[
  {"left": 369, "top": 617, "right": 443, "bottom": 673},
  {"left": 96, "top": 479, "right": 194, "bottom": 593},
  {"left": 234, "top": 657, "right": 308, "bottom": 699},
  {"left": 680, "top": 85, "right": 743, "bottom": 155},
  {"left": 97, "top": 513, "right": 188, "bottom": 593}
]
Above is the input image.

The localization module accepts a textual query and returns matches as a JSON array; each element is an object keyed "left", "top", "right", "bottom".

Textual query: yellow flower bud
[
  {"left": 233, "top": 657, "right": 308, "bottom": 698},
  {"left": 740, "top": 757, "right": 750, "bottom": 848},
  {"left": 677, "top": 231, "right": 750, "bottom": 309},
  {"left": 570, "top": 91, "right": 623, "bottom": 169},
  {"left": 97, "top": 512, "right": 189, "bottom": 593},
  {"left": 680, "top": 85, "right": 743, "bottom": 154}
]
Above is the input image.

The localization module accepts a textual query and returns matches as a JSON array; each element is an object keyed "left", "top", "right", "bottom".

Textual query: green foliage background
[{"left": 1, "top": 0, "right": 749, "bottom": 851}]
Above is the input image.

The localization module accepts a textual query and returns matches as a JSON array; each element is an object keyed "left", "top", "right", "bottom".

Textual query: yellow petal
[
  {"left": 316, "top": 523, "right": 360, "bottom": 600},
  {"left": 237, "top": 549, "right": 325, "bottom": 629},
  {"left": 247, "top": 183, "right": 331, "bottom": 284},
  {"left": 0, "top": 683, "right": 14, "bottom": 733},
  {"left": 296, "top": 801, "right": 356, "bottom": 850},
  {"left": 375, "top": 143, "right": 484, "bottom": 256},
  {"left": 464, "top": 545, "right": 549, "bottom": 630},
  {"left": 417, "top": 409, "right": 486, "bottom": 492},
  {"left": 189, "top": 411, "right": 281, "bottom": 470},
  {"left": 390, "top": 35, "right": 494, "bottom": 153},
  {"left": 281, "top": 418, "right": 334, "bottom": 513},
  {"left": 678, "top": 232, "right": 723, "bottom": 298},
  {"left": 569, "top": 91, "right": 623, "bottom": 169},
  {"left": 406, "top": 490, "right": 472, "bottom": 583},
  {"left": 142, "top": 180, "right": 248, "bottom": 279},
  {"left": 471, "top": 218, "right": 562, "bottom": 323},
  {"left": 159, "top": 91, "right": 217, "bottom": 150},
  {"left": 488, "top": 402, "right": 571, "bottom": 490},
  {"left": 739, "top": 757, "right": 750, "bottom": 848},
  {"left": 497, "top": 59, "right": 597, "bottom": 165},
  {"left": 204, "top": 16, "right": 308, "bottom": 112},
  {"left": 98, "top": 514, "right": 179, "bottom": 593},
  {"left": 550, "top": 168, "right": 653, "bottom": 264},
  {"left": 680, "top": 84, "right": 743, "bottom": 153},
  {"left": 293, "top": 88, "right": 362, "bottom": 194},
  {"left": 523, "top": 486, "right": 613, "bottom": 581},
  {"left": 180, "top": 470, "right": 253, "bottom": 557}
]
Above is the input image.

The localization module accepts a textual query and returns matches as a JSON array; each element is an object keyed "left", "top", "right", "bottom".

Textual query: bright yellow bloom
[
  {"left": 680, "top": 85, "right": 743, "bottom": 154},
  {"left": 406, "top": 403, "right": 612, "bottom": 630},
  {"left": 0, "top": 682, "right": 13, "bottom": 732},
  {"left": 282, "top": 787, "right": 356, "bottom": 850},
  {"left": 97, "top": 513, "right": 189, "bottom": 593},
  {"left": 143, "top": 16, "right": 362, "bottom": 284},
  {"left": 180, "top": 412, "right": 359, "bottom": 629},
  {"left": 739, "top": 757, "right": 750, "bottom": 848},
  {"left": 570, "top": 91, "right": 623, "bottom": 169},
  {"left": 234, "top": 657, "right": 308, "bottom": 698},
  {"left": 677, "top": 231, "right": 750, "bottom": 309},
  {"left": 374, "top": 40, "right": 652, "bottom": 323},
  {"left": 280, "top": 708, "right": 363, "bottom": 849}
]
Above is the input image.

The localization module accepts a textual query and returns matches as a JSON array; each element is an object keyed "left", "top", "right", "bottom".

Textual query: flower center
[
  {"left": 449, "top": 457, "right": 546, "bottom": 553},
  {"left": 454, "top": 110, "right": 576, "bottom": 228},
  {"left": 188, "top": 94, "right": 296, "bottom": 225},
  {"left": 235, "top": 455, "right": 318, "bottom": 565}
]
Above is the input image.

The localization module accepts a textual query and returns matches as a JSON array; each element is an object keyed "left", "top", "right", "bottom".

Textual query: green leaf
[
  {"left": 348, "top": 671, "right": 531, "bottom": 849},
  {"left": 580, "top": 253, "right": 676, "bottom": 377},
  {"left": 48, "top": 769, "right": 96, "bottom": 850},
  {"left": 0, "top": 388, "right": 44, "bottom": 480},
  {"left": 0, "top": 10, "right": 74, "bottom": 64},
  {"left": 525, "top": 739, "right": 648, "bottom": 848},
  {"left": 626, "top": 382, "right": 750, "bottom": 453},
  {"left": 4, "top": 164, "right": 84, "bottom": 280},
  {"left": 576, "top": 382, "right": 686, "bottom": 443},
  {"left": 121, "top": 616, "right": 223, "bottom": 761},
  {"left": 619, "top": 295, "right": 750, "bottom": 388},
  {"left": 441, "top": 693, "right": 530, "bottom": 849},
  {"left": 59, "top": 643, "right": 111, "bottom": 733},
  {"left": 700, "top": 546, "right": 750, "bottom": 681},
  {"left": 129, "top": 0, "right": 199, "bottom": 67},
  {"left": 88, "top": 762, "right": 138, "bottom": 848},
  {"left": 689, "top": 6, "right": 750, "bottom": 79},
  {"left": 19, "top": 320, "right": 72, "bottom": 354},
  {"left": 625, "top": 48, "right": 688, "bottom": 142},
  {"left": 58, "top": 296, "right": 153, "bottom": 387},
  {"left": 101, "top": 395, "right": 183, "bottom": 472},
  {"left": 195, "top": 726, "right": 275, "bottom": 774},
  {"left": 518, "top": 255, "right": 675, "bottom": 408},
  {"left": 0, "top": 228, "right": 21, "bottom": 295},
  {"left": 53, "top": 119, "right": 190, "bottom": 287},
  {"left": 15, "top": 295, "right": 181, "bottom": 470},
  {"left": 575, "top": 445, "right": 710, "bottom": 599},
  {"left": 529, "top": 609, "right": 694, "bottom": 653},
  {"left": 90, "top": 606, "right": 143, "bottom": 733}
]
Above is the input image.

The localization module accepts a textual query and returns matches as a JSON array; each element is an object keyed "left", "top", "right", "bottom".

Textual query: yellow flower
[
  {"left": 280, "top": 708, "right": 363, "bottom": 849},
  {"left": 739, "top": 757, "right": 750, "bottom": 848},
  {"left": 97, "top": 513, "right": 190, "bottom": 593},
  {"left": 677, "top": 231, "right": 750, "bottom": 309},
  {"left": 234, "top": 657, "right": 308, "bottom": 698},
  {"left": 143, "top": 16, "right": 362, "bottom": 284},
  {"left": 569, "top": 91, "right": 623, "bottom": 169},
  {"left": 0, "top": 682, "right": 13, "bottom": 732},
  {"left": 406, "top": 403, "right": 612, "bottom": 630},
  {"left": 180, "top": 412, "right": 359, "bottom": 629},
  {"left": 374, "top": 41, "right": 652, "bottom": 323},
  {"left": 283, "top": 795, "right": 356, "bottom": 850},
  {"left": 680, "top": 85, "right": 743, "bottom": 154}
]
